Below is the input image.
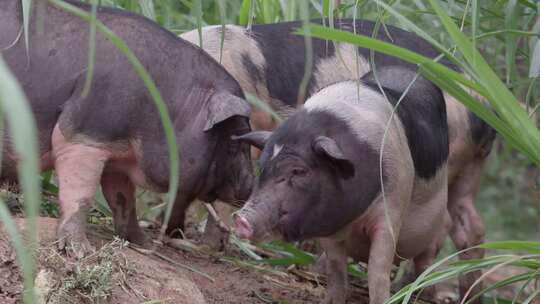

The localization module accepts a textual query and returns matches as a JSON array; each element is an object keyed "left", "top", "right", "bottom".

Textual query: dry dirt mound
[
  {"left": 0, "top": 217, "right": 330, "bottom": 304},
  {"left": 2, "top": 217, "right": 534, "bottom": 304}
]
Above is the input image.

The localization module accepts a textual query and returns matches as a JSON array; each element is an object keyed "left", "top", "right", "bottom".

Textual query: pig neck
[{"left": 195, "top": 134, "right": 222, "bottom": 202}]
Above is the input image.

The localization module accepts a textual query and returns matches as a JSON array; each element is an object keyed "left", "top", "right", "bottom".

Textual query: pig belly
[
  {"left": 103, "top": 148, "right": 161, "bottom": 192},
  {"left": 395, "top": 196, "right": 447, "bottom": 259},
  {"left": 396, "top": 174, "right": 448, "bottom": 259},
  {"left": 343, "top": 175, "right": 447, "bottom": 264}
]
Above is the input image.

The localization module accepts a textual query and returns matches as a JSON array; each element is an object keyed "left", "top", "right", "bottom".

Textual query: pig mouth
[{"left": 277, "top": 214, "right": 301, "bottom": 242}]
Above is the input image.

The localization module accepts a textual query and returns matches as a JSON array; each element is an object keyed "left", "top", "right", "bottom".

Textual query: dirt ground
[
  {"left": 0, "top": 216, "right": 537, "bottom": 304},
  {"left": 0, "top": 217, "right": 358, "bottom": 304}
]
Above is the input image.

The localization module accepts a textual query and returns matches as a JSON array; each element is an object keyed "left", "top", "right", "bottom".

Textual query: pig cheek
[{"left": 250, "top": 198, "right": 284, "bottom": 240}]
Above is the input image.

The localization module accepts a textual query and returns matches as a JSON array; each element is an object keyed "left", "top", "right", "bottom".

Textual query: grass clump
[{"left": 45, "top": 238, "right": 130, "bottom": 304}]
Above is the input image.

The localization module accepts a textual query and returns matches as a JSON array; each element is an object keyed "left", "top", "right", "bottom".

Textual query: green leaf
[
  {"left": 478, "top": 241, "right": 540, "bottom": 253},
  {"left": 322, "top": 0, "right": 330, "bottom": 17},
  {"left": 192, "top": 0, "right": 203, "bottom": 48},
  {"left": 238, "top": 0, "right": 252, "bottom": 25},
  {"left": 529, "top": 39, "right": 540, "bottom": 78},
  {"left": 505, "top": 0, "right": 519, "bottom": 85},
  {"left": 260, "top": 241, "right": 316, "bottom": 266},
  {"left": 138, "top": 0, "right": 156, "bottom": 21}
]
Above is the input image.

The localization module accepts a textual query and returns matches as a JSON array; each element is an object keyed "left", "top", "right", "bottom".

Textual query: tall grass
[
  {"left": 1, "top": 0, "right": 539, "bottom": 303},
  {"left": 0, "top": 56, "right": 40, "bottom": 303}
]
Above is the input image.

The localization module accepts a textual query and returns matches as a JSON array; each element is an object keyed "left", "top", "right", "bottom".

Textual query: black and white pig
[
  {"left": 234, "top": 66, "right": 449, "bottom": 304},
  {"left": 0, "top": 0, "right": 253, "bottom": 254},
  {"left": 182, "top": 20, "right": 495, "bottom": 299}
]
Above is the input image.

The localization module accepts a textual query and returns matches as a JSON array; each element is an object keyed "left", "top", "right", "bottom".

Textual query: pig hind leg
[
  {"left": 448, "top": 162, "right": 486, "bottom": 304},
  {"left": 101, "top": 171, "right": 148, "bottom": 245},
  {"left": 406, "top": 221, "right": 449, "bottom": 301},
  {"left": 52, "top": 125, "right": 109, "bottom": 257}
]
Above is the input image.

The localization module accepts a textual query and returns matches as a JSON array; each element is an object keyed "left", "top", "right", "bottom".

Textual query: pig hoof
[
  {"left": 57, "top": 231, "right": 95, "bottom": 259},
  {"left": 57, "top": 217, "right": 94, "bottom": 258},
  {"left": 124, "top": 229, "right": 150, "bottom": 246},
  {"left": 202, "top": 225, "right": 228, "bottom": 251},
  {"left": 311, "top": 253, "right": 327, "bottom": 275}
]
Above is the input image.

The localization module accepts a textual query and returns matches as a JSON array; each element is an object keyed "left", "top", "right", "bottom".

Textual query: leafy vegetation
[{"left": 0, "top": 0, "right": 538, "bottom": 303}]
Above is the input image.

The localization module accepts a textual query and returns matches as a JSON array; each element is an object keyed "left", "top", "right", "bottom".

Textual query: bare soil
[
  {"left": 0, "top": 217, "right": 347, "bottom": 304},
  {"left": 1, "top": 216, "right": 537, "bottom": 304}
]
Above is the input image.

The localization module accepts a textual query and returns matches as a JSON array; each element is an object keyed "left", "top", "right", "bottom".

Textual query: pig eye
[{"left": 291, "top": 168, "right": 307, "bottom": 177}]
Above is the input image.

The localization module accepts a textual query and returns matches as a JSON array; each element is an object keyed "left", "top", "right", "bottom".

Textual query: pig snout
[{"left": 234, "top": 214, "right": 254, "bottom": 239}]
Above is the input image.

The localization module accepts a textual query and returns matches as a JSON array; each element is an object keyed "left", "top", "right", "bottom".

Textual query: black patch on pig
[
  {"left": 362, "top": 66, "right": 449, "bottom": 179},
  {"left": 247, "top": 19, "right": 457, "bottom": 108},
  {"left": 257, "top": 110, "right": 384, "bottom": 241},
  {"left": 241, "top": 53, "right": 264, "bottom": 84},
  {"left": 250, "top": 21, "right": 335, "bottom": 107}
]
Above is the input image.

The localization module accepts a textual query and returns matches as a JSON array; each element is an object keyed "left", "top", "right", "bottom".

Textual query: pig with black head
[
  {"left": 0, "top": 0, "right": 253, "bottom": 255},
  {"left": 183, "top": 20, "right": 495, "bottom": 298},
  {"left": 234, "top": 66, "right": 449, "bottom": 304}
]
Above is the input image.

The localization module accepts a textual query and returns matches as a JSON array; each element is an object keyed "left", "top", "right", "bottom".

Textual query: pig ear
[
  {"left": 312, "top": 136, "right": 355, "bottom": 179},
  {"left": 232, "top": 131, "right": 272, "bottom": 150},
  {"left": 204, "top": 91, "right": 251, "bottom": 132}
]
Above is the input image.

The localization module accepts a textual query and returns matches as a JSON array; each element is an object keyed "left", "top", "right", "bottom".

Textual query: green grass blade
[
  {"left": 296, "top": 0, "right": 314, "bottom": 107},
  {"left": 466, "top": 272, "right": 537, "bottom": 304},
  {"left": 0, "top": 201, "right": 35, "bottom": 303},
  {"left": 285, "top": 0, "right": 296, "bottom": 21},
  {"left": 295, "top": 24, "right": 484, "bottom": 94},
  {"left": 245, "top": 93, "right": 283, "bottom": 122},
  {"left": 216, "top": 0, "right": 226, "bottom": 63},
  {"left": 504, "top": 0, "right": 519, "bottom": 85},
  {"left": 478, "top": 241, "right": 540, "bottom": 253},
  {"left": 529, "top": 39, "right": 540, "bottom": 78},
  {"left": 471, "top": 0, "right": 478, "bottom": 67},
  {"left": 81, "top": 0, "right": 98, "bottom": 98},
  {"left": 0, "top": 55, "right": 40, "bottom": 304},
  {"left": 193, "top": 0, "right": 203, "bottom": 48},
  {"left": 426, "top": 0, "right": 540, "bottom": 165},
  {"left": 22, "top": 0, "right": 32, "bottom": 61},
  {"left": 522, "top": 288, "right": 540, "bottom": 304},
  {"left": 138, "top": 0, "right": 156, "bottom": 21},
  {"left": 239, "top": 0, "right": 252, "bottom": 25}
]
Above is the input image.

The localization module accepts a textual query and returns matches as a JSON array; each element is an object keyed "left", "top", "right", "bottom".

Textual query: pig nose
[{"left": 234, "top": 214, "right": 253, "bottom": 240}]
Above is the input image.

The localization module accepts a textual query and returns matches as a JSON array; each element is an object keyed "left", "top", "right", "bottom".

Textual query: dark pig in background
[
  {"left": 234, "top": 67, "right": 450, "bottom": 304},
  {"left": 182, "top": 20, "right": 495, "bottom": 298},
  {"left": 0, "top": 0, "right": 253, "bottom": 254}
]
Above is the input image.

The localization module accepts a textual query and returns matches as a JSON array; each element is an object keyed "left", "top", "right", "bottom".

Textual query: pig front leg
[
  {"left": 165, "top": 192, "right": 195, "bottom": 237},
  {"left": 319, "top": 239, "right": 348, "bottom": 304},
  {"left": 101, "top": 171, "right": 148, "bottom": 245},
  {"left": 52, "top": 125, "right": 109, "bottom": 257},
  {"left": 202, "top": 211, "right": 227, "bottom": 251},
  {"left": 367, "top": 228, "right": 397, "bottom": 304}
]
